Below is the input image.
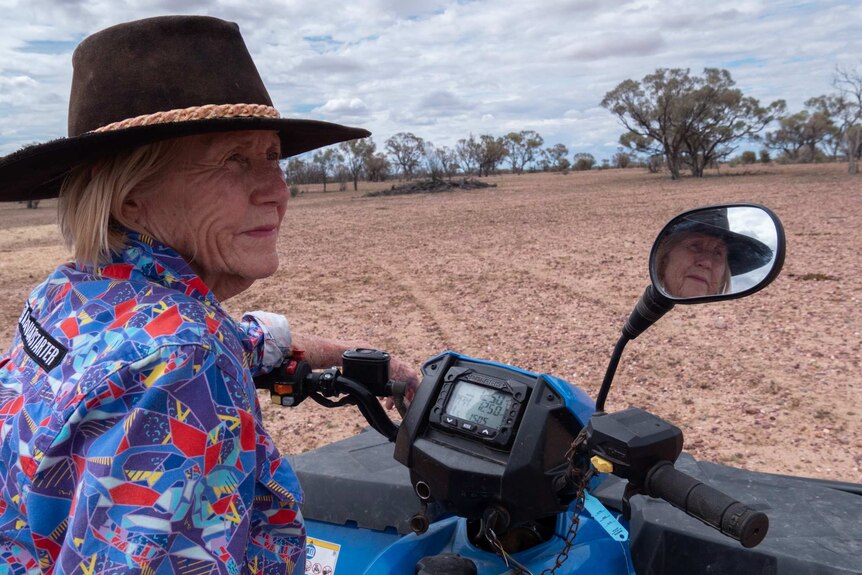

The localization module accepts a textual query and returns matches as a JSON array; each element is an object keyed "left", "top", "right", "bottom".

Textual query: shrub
[
  {"left": 759, "top": 149, "right": 771, "bottom": 164},
  {"left": 573, "top": 153, "right": 596, "bottom": 171},
  {"left": 741, "top": 151, "right": 757, "bottom": 164}
]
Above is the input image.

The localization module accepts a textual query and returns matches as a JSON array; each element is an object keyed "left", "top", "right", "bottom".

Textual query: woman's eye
[
  {"left": 267, "top": 150, "right": 280, "bottom": 161},
  {"left": 227, "top": 153, "right": 248, "bottom": 165}
]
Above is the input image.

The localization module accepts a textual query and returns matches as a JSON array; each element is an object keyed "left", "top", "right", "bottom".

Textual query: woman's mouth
[{"left": 243, "top": 225, "right": 278, "bottom": 238}]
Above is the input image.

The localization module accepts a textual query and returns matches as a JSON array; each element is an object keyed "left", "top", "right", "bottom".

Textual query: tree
[
  {"left": 339, "top": 138, "right": 375, "bottom": 191},
  {"left": 602, "top": 68, "right": 782, "bottom": 179},
  {"left": 364, "top": 153, "right": 390, "bottom": 182},
  {"left": 386, "top": 132, "right": 425, "bottom": 180},
  {"left": 284, "top": 158, "right": 317, "bottom": 186},
  {"left": 678, "top": 69, "right": 784, "bottom": 176},
  {"left": 312, "top": 148, "right": 342, "bottom": 192},
  {"left": 804, "top": 95, "right": 848, "bottom": 160},
  {"left": 765, "top": 100, "right": 834, "bottom": 162},
  {"left": 424, "top": 143, "right": 458, "bottom": 181},
  {"left": 477, "top": 135, "right": 507, "bottom": 177},
  {"left": 612, "top": 149, "right": 632, "bottom": 169},
  {"left": 504, "top": 130, "right": 544, "bottom": 174},
  {"left": 833, "top": 66, "right": 862, "bottom": 174},
  {"left": 573, "top": 153, "right": 595, "bottom": 171},
  {"left": 543, "top": 143, "right": 570, "bottom": 172},
  {"left": 455, "top": 135, "right": 482, "bottom": 176}
]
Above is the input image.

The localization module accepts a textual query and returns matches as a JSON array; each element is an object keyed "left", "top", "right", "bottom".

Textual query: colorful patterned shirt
[{"left": 0, "top": 232, "right": 305, "bottom": 575}]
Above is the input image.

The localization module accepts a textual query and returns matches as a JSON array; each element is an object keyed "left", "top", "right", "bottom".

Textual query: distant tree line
[
  {"left": 283, "top": 65, "right": 862, "bottom": 191},
  {"left": 282, "top": 130, "right": 604, "bottom": 192}
]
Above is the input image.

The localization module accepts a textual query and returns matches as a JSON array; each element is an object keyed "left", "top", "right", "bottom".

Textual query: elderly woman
[
  {"left": 655, "top": 209, "right": 773, "bottom": 298},
  {"left": 0, "top": 16, "right": 416, "bottom": 575}
]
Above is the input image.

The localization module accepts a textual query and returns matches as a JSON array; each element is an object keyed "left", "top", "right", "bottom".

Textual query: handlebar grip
[{"left": 644, "top": 461, "right": 768, "bottom": 548}]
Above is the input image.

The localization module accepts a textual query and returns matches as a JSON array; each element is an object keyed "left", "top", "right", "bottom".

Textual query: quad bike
[{"left": 255, "top": 204, "right": 862, "bottom": 574}]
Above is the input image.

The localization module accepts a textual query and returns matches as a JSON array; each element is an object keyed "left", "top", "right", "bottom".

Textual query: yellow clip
[{"left": 591, "top": 455, "right": 614, "bottom": 474}]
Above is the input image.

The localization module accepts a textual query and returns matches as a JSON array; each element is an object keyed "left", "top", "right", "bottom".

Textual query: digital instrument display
[{"left": 445, "top": 380, "right": 514, "bottom": 430}]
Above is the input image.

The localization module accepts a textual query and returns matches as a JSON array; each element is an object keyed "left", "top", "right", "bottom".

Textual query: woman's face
[
  {"left": 660, "top": 232, "right": 728, "bottom": 298},
  {"left": 123, "top": 131, "right": 288, "bottom": 299}
]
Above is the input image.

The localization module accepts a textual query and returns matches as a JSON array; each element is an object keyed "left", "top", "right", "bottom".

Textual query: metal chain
[
  {"left": 494, "top": 430, "right": 592, "bottom": 575},
  {"left": 537, "top": 474, "right": 589, "bottom": 575}
]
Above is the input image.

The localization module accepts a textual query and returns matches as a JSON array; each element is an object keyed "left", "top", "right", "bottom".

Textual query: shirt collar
[{"left": 96, "top": 229, "right": 220, "bottom": 308}]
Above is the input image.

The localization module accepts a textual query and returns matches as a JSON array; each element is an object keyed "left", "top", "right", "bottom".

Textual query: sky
[{"left": 0, "top": 0, "right": 860, "bottom": 163}]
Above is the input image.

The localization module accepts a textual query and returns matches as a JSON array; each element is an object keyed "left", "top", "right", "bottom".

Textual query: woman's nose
[
  {"left": 694, "top": 253, "right": 712, "bottom": 268},
  {"left": 250, "top": 164, "right": 288, "bottom": 205}
]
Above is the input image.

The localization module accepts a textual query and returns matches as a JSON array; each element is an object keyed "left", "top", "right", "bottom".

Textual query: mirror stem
[
  {"left": 624, "top": 285, "right": 675, "bottom": 340},
  {"left": 595, "top": 286, "right": 675, "bottom": 413},
  {"left": 595, "top": 334, "right": 630, "bottom": 414}
]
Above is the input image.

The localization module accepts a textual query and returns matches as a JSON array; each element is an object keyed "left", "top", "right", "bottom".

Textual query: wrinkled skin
[
  {"left": 660, "top": 232, "right": 729, "bottom": 298},
  {"left": 121, "top": 131, "right": 287, "bottom": 300},
  {"left": 121, "top": 131, "right": 420, "bottom": 399}
]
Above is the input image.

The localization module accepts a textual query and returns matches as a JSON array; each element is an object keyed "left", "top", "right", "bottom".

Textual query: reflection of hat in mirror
[{"left": 668, "top": 209, "right": 773, "bottom": 275}]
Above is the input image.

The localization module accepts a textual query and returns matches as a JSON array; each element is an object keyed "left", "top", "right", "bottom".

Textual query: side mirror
[
  {"left": 596, "top": 203, "right": 785, "bottom": 413},
  {"left": 649, "top": 204, "right": 785, "bottom": 304}
]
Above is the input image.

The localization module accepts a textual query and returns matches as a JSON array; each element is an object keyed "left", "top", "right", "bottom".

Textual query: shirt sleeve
[
  {"left": 56, "top": 343, "right": 304, "bottom": 575},
  {"left": 240, "top": 310, "right": 292, "bottom": 375}
]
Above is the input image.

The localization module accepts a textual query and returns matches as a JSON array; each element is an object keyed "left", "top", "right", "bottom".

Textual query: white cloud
[
  {"left": 315, "top": 97, "right": 371, "bottom": 118},
  {"left": 0, "top": 0, "right": 860, "bottom": 161}
]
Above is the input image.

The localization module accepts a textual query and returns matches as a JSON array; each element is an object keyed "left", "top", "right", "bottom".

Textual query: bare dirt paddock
[{"left": 1, "top": 163, "right": 859, "bottom": 483}]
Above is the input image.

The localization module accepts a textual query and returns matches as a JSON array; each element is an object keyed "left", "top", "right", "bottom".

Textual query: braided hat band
[{"left": 90, "top": 104, "right": 281, "bottom": 134}]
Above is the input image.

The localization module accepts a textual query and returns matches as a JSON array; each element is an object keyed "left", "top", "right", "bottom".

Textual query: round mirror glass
[{"left": 650, "top": 205, "right": 784, "bottom": 302}]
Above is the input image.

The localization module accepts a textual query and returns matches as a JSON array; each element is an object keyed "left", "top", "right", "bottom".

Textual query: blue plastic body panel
[{"left": 305, "top": 498, "right": 634, "bottom": 574}]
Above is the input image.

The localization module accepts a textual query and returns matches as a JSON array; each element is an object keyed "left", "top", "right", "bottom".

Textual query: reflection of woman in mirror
[
  {"left": 656, "top": 209, "right": 773, "bottom": 298},
  {"left": 657, "top": 232, "right": 731, "bottom": 297}
]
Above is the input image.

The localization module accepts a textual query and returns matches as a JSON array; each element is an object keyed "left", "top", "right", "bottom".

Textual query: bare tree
[{"left": 833, "top": 66, "right": 862, "bottom": 174}]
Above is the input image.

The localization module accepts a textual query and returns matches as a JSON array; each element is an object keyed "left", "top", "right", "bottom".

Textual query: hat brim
[
  {"left": 0, "top": 117, "right": 370, "bottom": 202},
  {"left": 669, "top": 220, "right": 774, "bottom": 276}
]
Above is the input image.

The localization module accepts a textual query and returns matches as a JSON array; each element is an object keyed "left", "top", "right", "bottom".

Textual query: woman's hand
[
  {"left": 291, "top": 332, "right": 419, "bottom": 409},
  {"left": 384, "top": 355, "right": 420, "bottom": 410}
]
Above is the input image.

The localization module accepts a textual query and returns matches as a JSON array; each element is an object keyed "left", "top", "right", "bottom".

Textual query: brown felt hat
[{"left": 0, "top": 15, "right": 370, "bottom": 201}]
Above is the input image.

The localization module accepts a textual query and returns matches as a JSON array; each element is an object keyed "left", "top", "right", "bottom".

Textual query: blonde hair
[{"left": 58, "top": 140, "right": 179, "bottom": 266}]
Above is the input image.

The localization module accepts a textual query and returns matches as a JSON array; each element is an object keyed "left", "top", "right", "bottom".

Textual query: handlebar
[
  {"left": 644, "top": 460, "right": 768, "bottom": 548},
  {"left": 253, "top": 352, "right": 401, "bottom": 442}
]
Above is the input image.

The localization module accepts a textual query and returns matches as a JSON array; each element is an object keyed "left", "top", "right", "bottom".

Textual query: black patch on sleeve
[{"left": 17, "top": 304, "right": 67, "bottom": 372}]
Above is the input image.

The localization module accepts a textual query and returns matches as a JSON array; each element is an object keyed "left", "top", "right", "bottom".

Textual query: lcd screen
[{"left": 445, "top": 380, "right": 514, "bottom": 429}]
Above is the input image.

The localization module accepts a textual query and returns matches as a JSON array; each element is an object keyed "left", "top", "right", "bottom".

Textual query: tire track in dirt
[{"left": 369, "top": 258, "right": 461, "bottom": 351}]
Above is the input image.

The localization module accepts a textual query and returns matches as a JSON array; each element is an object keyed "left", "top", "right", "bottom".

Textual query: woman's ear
[{"left": 118, "top": 194, "right": 146, "bottom": 230}]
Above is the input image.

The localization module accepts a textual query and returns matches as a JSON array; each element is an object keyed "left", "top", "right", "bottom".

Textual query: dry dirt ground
[{"left": 0, "top": 163, "right": 859, "bottom": 484}]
